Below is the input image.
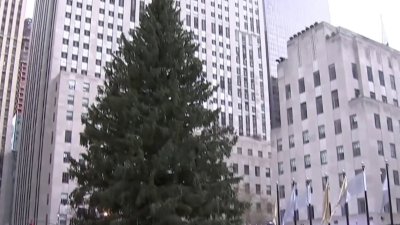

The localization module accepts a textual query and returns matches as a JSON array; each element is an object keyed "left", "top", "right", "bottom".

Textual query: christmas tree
[{"left": 69, "top": 0, "right": 247, "bottom": 224}]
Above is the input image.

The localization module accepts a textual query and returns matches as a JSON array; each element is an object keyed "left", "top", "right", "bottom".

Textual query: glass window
[
  {"left": 379, "top": 70, "right": 385, "bottom": 86},
  {"left": 350, "top": 114, "right": 358, "bottom": 129},
  {"left": 301, "top": 102, "right": 308, "bottom": 120},
  {"left": 374, "top": 114, "right": 381, "bottom": 129},
  {"left": 329, "top": 64, "right": 336, "bottom": 80},
  {"left": 334, "top": 119, "right": 342, "bottom": 135},
  {"left": 316, "top": 96, "right": 323, "bottom": 114},
  {"left": 68, "top": 80, "right": 76, "bottom": 90},
  {"left": 256, "top": 184, "right": 261, "bottom": 194},
  {"left": 67, "top": 95, "right": 74, "bottom": 105},
  {"left": 244, "top": 183, "right": 250, "bottom": 193},
  {"left": 289, "top": 135, "right": 295, "bottom": 148},
  {"left": 314, "top": 71, "right": 321, "bottom": 86},
  {"left": 394, "top": 170, "right": 400, "bottom": 185},
  {"left": 65, "top": 130, "right": 72, "bottom": 143},
  {"left": 299, "top": 78, "right": 305, "bottom": 93},
  {"left": 255, "top": 166, "right": 260, "bottom": 177},
  {"left": 66, "top": 111, "right": 73, "bottom": 120},
  {"left": 367, "top": 66, "right": 373, "bottom": 81},
  {"left": 331, "top": 90, "right": 339, "bottom": 109},
  {"left": 61, "top": 193, "right": 68, "bottom": 205},
  {"left": 318, "top": 125, "right": 326, "bottom": 139},
  {"left": 387, "top": 117, "right": 393, "bottom": 131},
  {"left": 285, "top": 84, "right": 291, "bottom": 99},
  {"left": 277, "top": 139, "right": 282, "bottom": 152},
  {"left": 357, "top": 198, "right": 366, "bottom": 214},
  {"left": 390, "top": 75, "right": 396, "bottom": 90},
  {"left": 266, "top": 185, "right": 272, "bottom": 195},
  {"left": 290, "top": 158, "right": 296, "bottom": 172},
  {"left": 303, "top": 130, "right": 309, "bottom": 144},
  {"left": 378, "top": 141, "right": 384, "bottom": 156},
  {"left": 237, "top": 147, "right": 242, "bottom": 154},
  {"left": 352, "top": 63, "right": 358, "bottom": 79},
  {"left": 287, "top": 108, "right": 293, "bottom": 125},
  {"left": 391, "top": 143, "right": 397, "bottom": 159},
  {"left": 83, "top": 82, "right": 90, "bottom": 92},
  {"left": 232, "top": 163, "right": 238, "bottom": 174},
  {"left": 266, "top": 168, "right": 271, "bottom": 178},
  {"left": 279, "top": 185, "right": 285, "bottom": 199},
  {"left": 63, "top": 152, "right": 71, "bottom": 163},
  {"left": 320, "top": 150, "right": 327, "bottom": 165},
  {"left": 337, "top": 146, "right": 344, "bottom": 161},
  {"left": 278, "top": 162, "right": 284, "bottom": 175},
  {"left": 353, "top": 141, "right": 361, "bottom": 157},
  {"left": 304, "top": 155, "right": 311, "bottom": 168},
  {"left": 244, "top": 165, "right": 249, "bottom": 175},
  {"left": 62, "top": 172, "right": 69, "bottom": 183}
]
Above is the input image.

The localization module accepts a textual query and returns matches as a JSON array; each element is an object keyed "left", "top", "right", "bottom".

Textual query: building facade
[
  {"left": 12, "top": 0, "right": 272, "bottom": 224},
  {"left": 272, "top": 22, "right": 400, "bottom": 225},
  {"left": 263, "top": 0, "right": 331, "bottom": 128},
  {"left": 0, "top": 18, "right": 32, "bottom": 225},
  {"left": 0, "top": 0, "right": 27, "bottom": 189}
]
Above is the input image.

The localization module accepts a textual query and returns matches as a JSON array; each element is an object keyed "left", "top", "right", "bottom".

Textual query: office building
[
  {"left": 264, "top": 0, "right": 330, "bottom": 128},
  {"left": 272, "top": 22, "right": 400, "bottom": 225},
  {"left": 0, "top": 18, "right": 32, "bottom": 225},
  {"left": 0, "top": 0, "right": 27, "bottom": 189},
  {"left": 12, "top": 0, "right": 272, "bottom": 224}
]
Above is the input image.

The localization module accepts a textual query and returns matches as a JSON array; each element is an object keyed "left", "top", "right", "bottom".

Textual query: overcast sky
[{"left": 25, "top": 0, "right": 400, "bottom": 51}]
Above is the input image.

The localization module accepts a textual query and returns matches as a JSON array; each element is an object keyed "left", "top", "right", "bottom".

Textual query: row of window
[
  {"left": 235, "top": 147, "right": 271, "bottom": 158},
  {"left": 232, "top": 163, "right": 271, "bottom": 178}
]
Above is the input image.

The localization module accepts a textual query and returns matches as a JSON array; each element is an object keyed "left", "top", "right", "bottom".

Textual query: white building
[
  {"left": 272, "top": 22, "right": 400, "bottom": 225},
  {"left": 12, "top": 0, "right": 272, "bottom": 224}
]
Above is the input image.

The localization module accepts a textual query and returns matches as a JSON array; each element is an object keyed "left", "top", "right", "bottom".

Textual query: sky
[{"left": 25, "top": 0, "right": 400, "bottom": 51}]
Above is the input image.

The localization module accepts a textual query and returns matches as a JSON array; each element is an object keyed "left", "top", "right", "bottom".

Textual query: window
[
  {"left": 370, "top": 92, "right": 376, "bottom": 99},
  {"left": 299, "top": 78, "right": 305, "bottom": 93},
  {"left": 329, "top": 64, "right": 336, "bottom": 80},
  {"left": 287, "top": 108, "right": 293, "bottom": 125},
  {"left": 331, "top": 90, "right": 339, "bottom": 109},
  {"left": 63, "top": 152, "right": 71, "bottom": 163},
  {"left": 355, "top": 89, "right": 360, "bottom": 98},
  {"left": 248, "top": 149, "right": 253, "bottom": 156},
  {"left": 65, "top": 130, "right": 72, "bottom": 143},
  {"left": 394, "top": 170, "right": 400, "bottom": 185},
  {"left": 66, "top": 111, "right": 73, "bottom": 121},
  {"left": 390, "top": 75, "right": 396, "bottom": 90},
  {"left": 374, "top": 114, "right": 381, "bottom": 129},
  {"left": 353, "top": 141, "right": 361, "bottom": 157},
  {"left": 290, "top": 158, "right": 296, "bottom": 172},
  {"left": 304, "top": 155, "right": 311, "bottom": 168},
  {"left": 334, "top": 119, "right": 342, "bottom": 135},
  {"left": 68, "top": 80, "right": 76, "bottom": 90},
  {"left": 352, "top": 63, "right": 358, "bottom": 79},
  {"left": 279, "top": 185, "right": 285, "bottom": 199},
  {"left": 83, "top": 82, "right": 90, "bottom": 92},
  {"left": 391, "top": 143, "right": 397, "bottom": 158},
  {"left": 397, "top": 198, "right": 400, "bottom": 213},
  {"left": 357, "top": 198, "right": 366, "bottom": 214},
  {"left": 258, "top": 151, "right": 263, "bottom": 158},
  {"left": 277, "top": 139, "right": 282, "bottom": 152},
  {"left": 256, "top": 184, "right": 261, "bottom": 194},
  {"left": 318, "top": 125, "right": 326, "bottom": 139},
  {"left": 316, "top": 96, "right": 323, "bottom": 114},
  {"left": 232, "top": 163, "right": 238, "bottom": 174},
  {"left": 67, "top": 95, "right": 74, "bottom": 105},
  {"left": 289, "top": 135, "right": 295, "bottom": 148},
  {"left": 278, "top": 162, "right": 284, "bottom": 175},
  {"left": 302, "top": 130, "right": 309, "bottom": 144},
  {"left": 350, "top": 114, "right": 358, "bottom": 129},
  {"left": 266, "top": 168, "right": 271, "bottom": 178},
  {"left": 387, "top": 117, "right": 393, "bottom": 131},
  {"left": 379, "top": 70, "right": 385, "bottom": 86},
  {"left": 378, "top": 141, "right": 384, "bottom": 156},
  {"left": 339, "top": 172, "right": 346, "bottom": 187},
  {"left": 394, "top": 99, "right": 398, "bottom": 106},
  {"left": 367, "top": 66, "right": 373, "bottom": 81},
  {"left": 285, "top": 84, "right": 291, "bottom": 99},
  {"left": 301, "top": 102, "right": 308, "bottom": 120},
  {"left": 337, "top": 146, "right": 344, "bottom": 161},
  {"left": 266, "top": 185, "right": 272, "bottom": 195},
  {"left": 244, "top": 165, "right": 249, "bottom": 175},
  {"left": 237, "top": 147, "right": 242, "bottom": 154},
  {"left": 82, "top": 98, "right": 89, "bottom": 108},
  {"left": 62, "top": 172, "right": 69, "bottom": 183},
  {"left": 255, "top": 166, "right": 260, "bottom": 177},
  {"left": 320, "top": 150, "right": 327, "bottom": 165},
  {"left": 314, "top": 71, "right": 321, "bottom": 86},
  {"left": 61, "top": 193, "right": 68, "bottom": 205}
]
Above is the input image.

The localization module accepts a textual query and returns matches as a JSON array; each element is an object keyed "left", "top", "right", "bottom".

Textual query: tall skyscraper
[
  {"left": 272, "top": 22, "right": 400, "bottom": 225},
  {"left": 0, "top": 0, "right": 27, "bottom": 189},
  {"left": 264, "top": 0, "right": 331, "bottom": 128},
  {"left": 12, "top": 0, "right": 271, "bottom": 224}
]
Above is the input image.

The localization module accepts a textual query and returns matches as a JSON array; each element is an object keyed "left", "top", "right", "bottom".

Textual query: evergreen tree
[{"left": 69, "top": 0, "right": 247, "bottom": 224}]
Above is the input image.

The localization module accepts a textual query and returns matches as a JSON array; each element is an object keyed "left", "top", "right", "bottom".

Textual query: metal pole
[
  {"left": 345, "top": 202, "right": 350, "bottom": 225},
  {"left": 386, "top": 161, "right": 394, "bottom": 225},
  {"left": 307, "top": 181, "right": 312, "bottom": 225},
  {"left": 293, "top": 181, "right": 297, "bottom": 225},
  {"left": 328, "top": 202, "right": 332, "bottom": 225},
  {"left": 362, "top": 163, "right": 370, "bottom": 225},
  {"left": 277, "top": 182, "right": 281, "bottom": 225},
  {"left": 308, "top": 203, "right": 313, "bottom": 225}
]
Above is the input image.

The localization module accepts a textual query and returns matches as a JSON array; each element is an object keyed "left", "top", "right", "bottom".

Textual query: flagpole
[
  {"left": 362, "top": 163, "right": 370, "bottom": 225},
  {"left": 277, "top": 182, "right": 281, "bottom": 225},
  {"left": 386, "top": 161, "right": 394, "bottom": 225},
  {"left": 306, "top": 181, "right": 312, "bottom": 225},
  {"left": 343, "top": 172, "right": 350, "bottom": 225},
  {"left": 293, "top": 180, "right": 297, "bottom": 225},
  {"left": 328, "top": 202, "right": 332, "bottom": 225}
]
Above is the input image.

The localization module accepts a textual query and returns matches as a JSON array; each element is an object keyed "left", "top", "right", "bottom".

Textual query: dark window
[
  {"left": 304, "top": 155, "right": 311, "bottom": 168},
  {"left": 367, "top": 66, "right": 373, "bottom": 81},
  {"left": 318, "top": 125, "right": 325, "bottom": 139},
  {"left": 279, "top": 185, "right": 285, "bottom": 199},
  {"left": 287, "top": 108, "right": 293, "bottom": 125},
  {"left": 244, "top": 165, "right": 249, "bottom": 175},
  {"left": 301, "top": 102, "right": 308, "bottom": 120},
  {"left": 353, "top": 141, "right": 361, "bottom": 157},
  {"left": 378, "top": 141, "right": 384, "bottom": 156},
  {"left": 374, "top": 114, "right": 381, "bottom": 129},
  {"left": 357, "top": 198, "right": 366, "bottom": 214},
  {"left": 303, "top": 130, "right": 309, "bottom": 144},
  {"left": 350, "top": 114, "right": 358, "bottom": 129},
  {"left": 379, "top": 70, "right": 385, "bottom": 86},
  {"left": 329, "top": 64, "right": 336, "bottom": 80},
  {"left": 355, "top": 89, "right": 360, "bottom": 98},
  {"left": 352, "top": 63, "right": 358, "bottom": 79},
  {"left": 390, "top": 75, "right": 396, "bottom": 90},
  {"left": 331, "top": 90, "right": 339, "bottom": 109},
  {"left": 388, "top": 117, "right": 393, "bottom": 131},
  {"left": 316, "top": 96, "right": 323, "bottom": 114},
  {"left": 285, "top": 84, "right": 291, "bottom": 99},
  {"left": 394, "top": 170, "right": 400, "bottom": 185},
  {"left": 370, "top": 92, "right": 376, "bottom": 99},
  {"left": 299, "top": 78, "right": 305, "bottom": 93},
  {"left": 65, "top": 130, "right": 72, "bottom": 143},
  {"left": 63, "top": 152, "right": 71, "bottom": 163},
  {"left": 334, "top": 119, "right": 342, "bottom": 135},
  {"left": 232, "top": 163, "right": 238, "bottom": 173},
  {"left": 337, "top": 146, "right": 344, "bottom": 161},
  {"left": 391, "top": 144, "right": 397, "bottom": 159},
  {"left": 255, "top": 166, "right": 260, "bottom": 177},
  {"left": 314, "top": 71, "right": 321, "bottom": 86},
  {"left": 62, "top": 172, "right": 69, "bottom": 183},
  {"left": 320, "top": 150, "right": 327, "bottom": 165}
]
